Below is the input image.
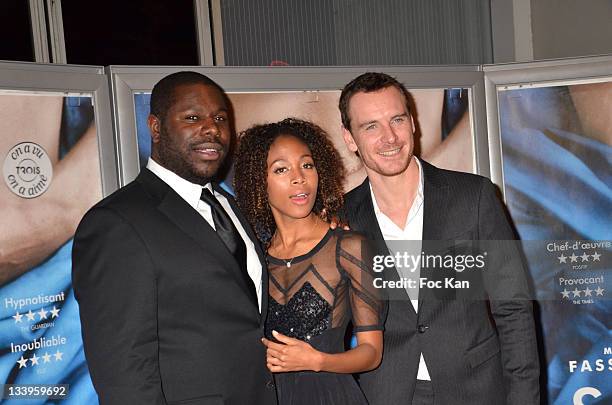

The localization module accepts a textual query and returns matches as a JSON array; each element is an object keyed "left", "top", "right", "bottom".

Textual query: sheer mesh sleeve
[{"left": 336, "top": 231, "right": 387, "bottom": 333}]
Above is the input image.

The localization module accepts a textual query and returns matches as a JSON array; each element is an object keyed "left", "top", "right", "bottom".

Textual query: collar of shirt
[
  {"left": 369, "top": 157, "right": 424, "bottom": 234},
  {"left": 147, "top": 158, "right": 212, "bottom": 208}
]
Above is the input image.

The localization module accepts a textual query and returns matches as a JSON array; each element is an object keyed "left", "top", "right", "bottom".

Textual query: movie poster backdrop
[
  {"left": 497, "top": 79, "right": 611, "bottom": 405},
  {"left": 0, "top": 92, "right": 101, "bottom": 404}
]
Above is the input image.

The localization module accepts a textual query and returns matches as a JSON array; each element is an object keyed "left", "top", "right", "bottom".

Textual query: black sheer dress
[{"left": 265, "top": 228, "right": 385, "bottom": 405}]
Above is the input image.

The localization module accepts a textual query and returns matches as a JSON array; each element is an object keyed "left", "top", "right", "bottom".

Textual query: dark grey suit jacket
[
  {"left": 345, "top": 161, "right": 539, "bottom": 405},
  {"left": 72, "top": 168, "right": 277, "bottom": 405}
]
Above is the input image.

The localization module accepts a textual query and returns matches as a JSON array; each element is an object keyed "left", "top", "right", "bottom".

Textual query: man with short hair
[
  {"left": 73, "top": 71, "right": 277, "bottom": 405},
  {"left": 340, "top": 72, "right": 539, "bottom": 405}
]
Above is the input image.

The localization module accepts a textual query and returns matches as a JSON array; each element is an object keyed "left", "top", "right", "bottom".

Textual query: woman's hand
[{"left": 261, "top": 330, "right": 324, "bottom": 373}]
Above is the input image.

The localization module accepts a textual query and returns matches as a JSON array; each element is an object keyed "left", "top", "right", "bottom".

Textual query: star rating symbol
[
  {"left": 561, "top": 289, "right": 571, "bottom": 299},
  {"left": 25, "top": 310, "right": 35, "bottom": 321},
  {"left": 30, "top": 353, "right": 39, "bottom": 366},
  {"left": 558, "top": 254, "right": 567, "bottom": 263},
  {"left": 42, "top": 352, "right": 51, "bottom": 363},
  {"left": 17, "top": 356, "right": 28, "bottom": 368},
  {"left": 591, "top": 251, "right": 601, "bottom": 261},
  {"left": 584, "top": 287, "right": 593, "bottom": 297},
  {"left": 569, "top": 253, "right": 579, "bottom": 263},
  {"left": 54, "top": 350, "right": 63, "bottom": 361},
  {"left": 50, "top": 306, "right": 60, "bottom": 318},
  {"left": 572, "top": 288, "right": 582, "bottom": 297},
  {"left": 595, "top": 287, "right": 605, "bottom": 296},
  {"left": 580, "top": 252, "right": 590, "bottom": 262},
  {"left": 38, "top": 307, "right": 48, "bottom": 320},
  {"left": 13, "top": 312, "right": 23, "bottom": 323}
]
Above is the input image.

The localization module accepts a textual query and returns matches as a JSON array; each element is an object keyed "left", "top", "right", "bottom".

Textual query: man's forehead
[
  {"left": 352, "top": 86, "right": 404, "bottom": 102},
  {"left": 349, "top": 87, "right": 407, "bottom": 116},
  {"left": 174, "top": 82, "right": 223, "bottom": 96},
  {"left": 170, "top": 83, "right": 227, "bottom": 107}
]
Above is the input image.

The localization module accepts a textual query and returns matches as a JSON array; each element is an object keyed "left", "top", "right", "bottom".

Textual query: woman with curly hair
[{"left": 234, "top": 118, "right": 385, "bottom": 404}]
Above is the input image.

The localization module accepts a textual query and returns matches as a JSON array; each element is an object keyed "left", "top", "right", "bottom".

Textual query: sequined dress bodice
[{"left": 266, "top": 282, "right": 331, "bottom": 342}]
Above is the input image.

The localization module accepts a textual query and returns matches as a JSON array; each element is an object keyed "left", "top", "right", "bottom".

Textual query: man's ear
[
  {"left": 148, "top": 114, "right": 161, "bottom": 144},
  {"left": 342, "top": 125, "right": 358, "bottom": 153}
]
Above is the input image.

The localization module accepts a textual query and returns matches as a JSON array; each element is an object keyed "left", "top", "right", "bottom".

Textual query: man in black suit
[
  {"left": 72, "top": 72, "right": 277, "bottom": 405},
  {"left": 339, "top": 72, "right": 539, "bottom": 404}
]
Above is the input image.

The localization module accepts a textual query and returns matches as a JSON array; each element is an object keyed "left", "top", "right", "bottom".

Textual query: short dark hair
[
  {"left": 233, "top": 118, "right": 345, "bottom": 244},
  {"left": 150, "top": 71, "right": 224, "bottom": 120},
  {"left": 339, "top": 72, "right": 411, "bottom": 131}
]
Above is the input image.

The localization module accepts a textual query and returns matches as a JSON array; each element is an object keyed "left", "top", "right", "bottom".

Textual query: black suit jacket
[
  {"left": 72, "top": 168, "right": 277, "bottom": 405},
  {"left": 345, "top": 161, "right": 539, "bottom": 405}
]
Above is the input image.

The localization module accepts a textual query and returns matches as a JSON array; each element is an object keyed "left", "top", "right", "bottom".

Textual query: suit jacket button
[
  {"left": 266, "top": 380, "right": 275, "bottom": 389},
  {"left": 418, "top": 324, "right": 429, "bottom": 333}
]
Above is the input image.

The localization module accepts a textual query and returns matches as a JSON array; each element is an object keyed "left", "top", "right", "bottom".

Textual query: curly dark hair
[
  {"left": 339, "top": 72, "right": 412, "bottom": 131},
  {"left": 234, "top": 118, "right": 345, "bottom": 244}
]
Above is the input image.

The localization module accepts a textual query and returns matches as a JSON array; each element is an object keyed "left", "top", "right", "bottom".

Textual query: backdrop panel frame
[
  {"left": 0, "top": 60, "right": 118, "bottom": 196},
  {"left": 483, "top": 54, "right": 612, "bottom": 197},
  {"left": 106, "top": 65, "right": 488, "bottom": 186}
]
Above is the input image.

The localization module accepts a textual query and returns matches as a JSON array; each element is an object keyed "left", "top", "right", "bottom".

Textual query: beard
[
  {"left": 381, "top": 151, "right": 413, "bottom": 176},
  {"left": 154, "top": 127, "right": 228, "bottom": 186},
  {"left": 364, "top": 144, "right": 413, "bottom": 177}
]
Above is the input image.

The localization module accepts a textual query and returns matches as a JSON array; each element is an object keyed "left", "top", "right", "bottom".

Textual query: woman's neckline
[{"left": 267, "top": 227, "right": 335, "bottom": 267}]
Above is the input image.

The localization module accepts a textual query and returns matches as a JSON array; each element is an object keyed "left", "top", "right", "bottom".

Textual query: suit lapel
[
  {"left": 213, "top": 184, "right": 266, "bottom": 322},
  {"left": 351, "top": 179, "right": 416, "bottom": 313},
  {"left": 138, "top": 170, "right": 259, "bottom": 312},
  {"left": 421, "top": 161, "right": 448, "bottom": 241},
  {"left": 350, "top": 179, "right": 386, "bottom": 243},
  {"left": 418, "top": 161, "right": 451, "bottom": 314}
]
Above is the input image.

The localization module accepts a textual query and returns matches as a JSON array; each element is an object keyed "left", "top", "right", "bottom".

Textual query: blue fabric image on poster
[
  {"left": 0, "top": 96, "right": 98, "bottom": 404},
  {"left": 499, "top": 85, "right": 611, "bottom": 405},
  {"left": 0, "top": 242, "right": 96, "bottom": 404},
  {"left": 135, "top": 93, "right": 153, "bottom": 170}
]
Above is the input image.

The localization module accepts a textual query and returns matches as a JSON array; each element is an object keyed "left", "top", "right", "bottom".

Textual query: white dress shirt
[
  {"left": 147, "top": 158, "right": 262, "bottom": 312},
  {"left": 370, "top": 157, "right": 431, "bottom": 380}
]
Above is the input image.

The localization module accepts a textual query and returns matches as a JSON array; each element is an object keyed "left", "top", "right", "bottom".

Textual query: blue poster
[
  {"left": 0, "top": 94, "right": 99, "bottom": 403},
  {"left": 499, "top": 83, "right": 612, "bottom": 405}
]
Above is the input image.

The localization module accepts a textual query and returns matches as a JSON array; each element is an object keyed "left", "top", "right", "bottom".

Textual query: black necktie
[{"left": 200, "top": 187, "right": 247, "bottom": 269}]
